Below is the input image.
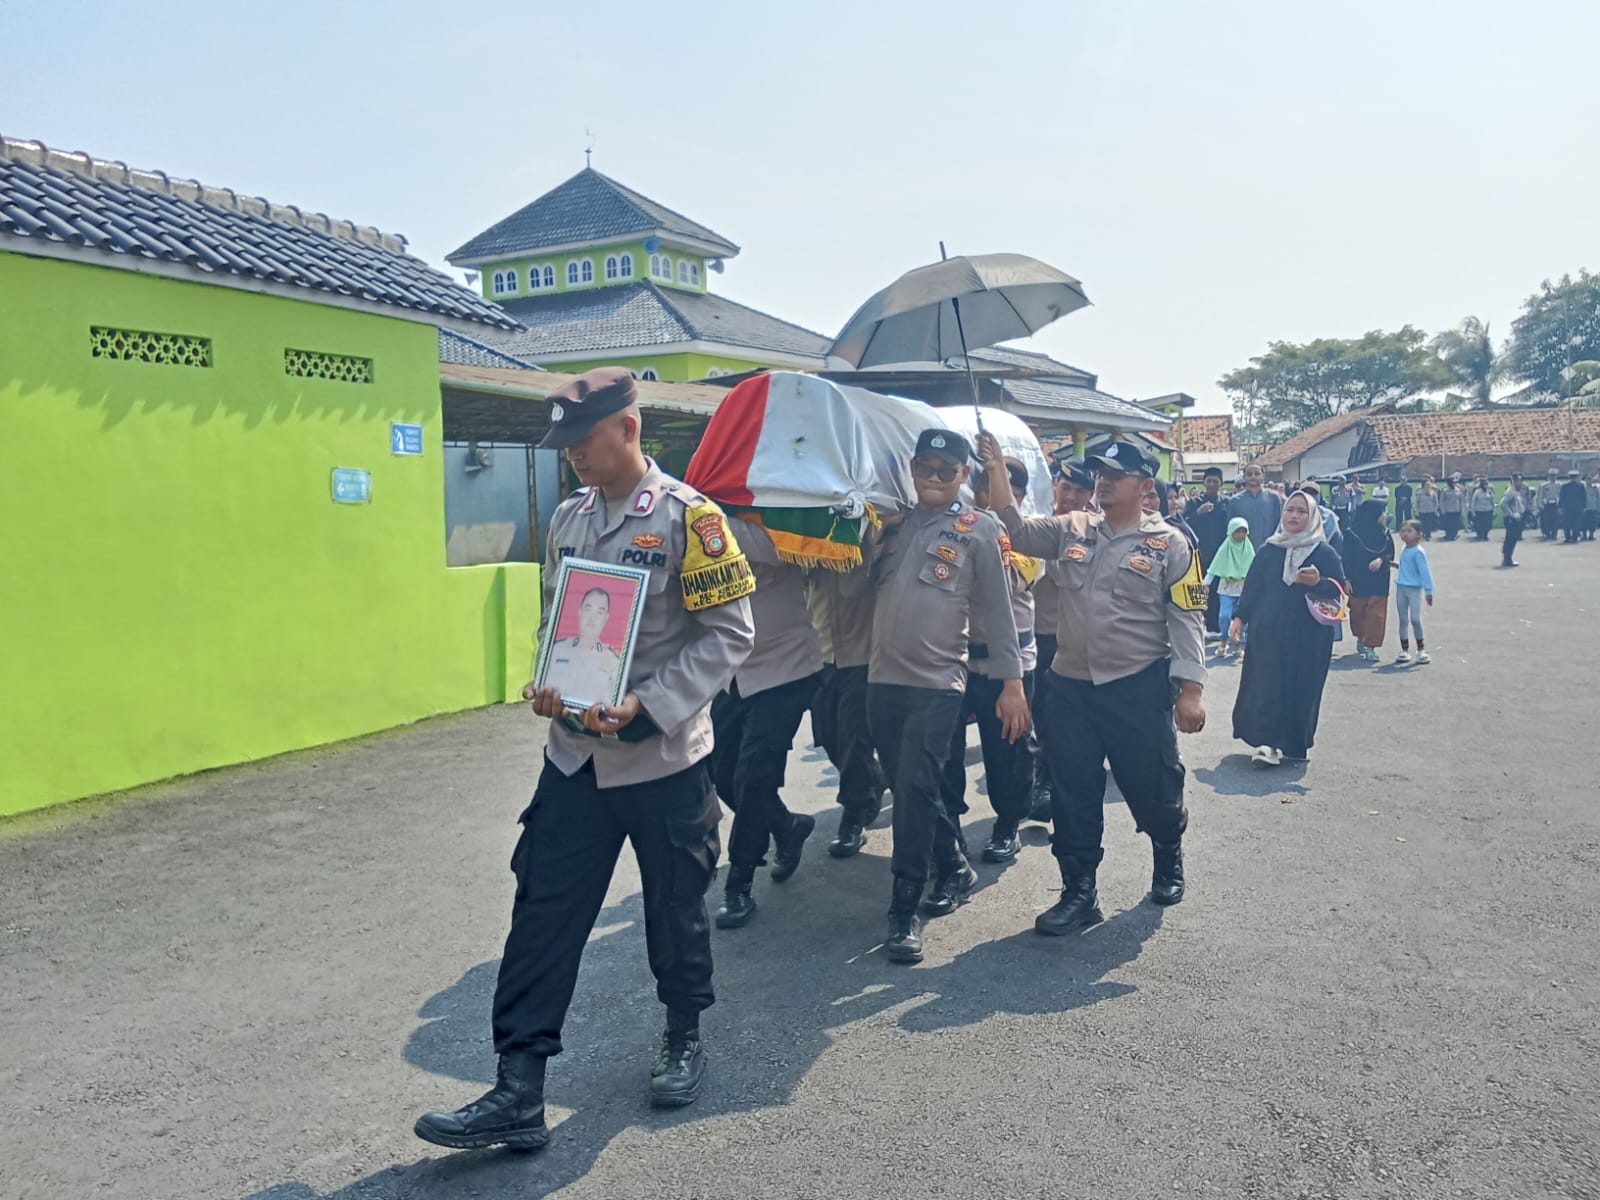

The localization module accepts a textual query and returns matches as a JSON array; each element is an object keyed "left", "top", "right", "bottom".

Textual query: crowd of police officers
[{"left": 414, "top": 367, "right": 1210, "bottom": 1154}]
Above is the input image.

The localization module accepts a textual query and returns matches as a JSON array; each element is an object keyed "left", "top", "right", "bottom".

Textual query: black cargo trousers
[{"left": 491, "top": 755, "right": 719, "bottom": 1057}]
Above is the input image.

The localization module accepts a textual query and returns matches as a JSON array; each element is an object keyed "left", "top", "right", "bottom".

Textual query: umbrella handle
[{"left": 949, "top": 295, "right": 986, "bottom": 435}]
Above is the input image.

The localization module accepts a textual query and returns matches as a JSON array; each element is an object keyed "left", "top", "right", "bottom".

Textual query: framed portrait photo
[{"left": 534, "top": 557, "right": 649, "bottom": 714}]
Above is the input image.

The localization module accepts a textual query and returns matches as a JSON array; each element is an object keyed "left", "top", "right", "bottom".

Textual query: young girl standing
[
  {"left": 1205, "top": 517, "right": 1255, "bottom": 658},
  {"left": 1394, "top": 519, "right": 1435, "bottom": 664}
]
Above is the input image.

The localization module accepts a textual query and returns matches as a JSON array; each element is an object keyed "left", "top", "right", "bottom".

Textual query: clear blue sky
[{"left": 6, "top": 0, "right": 1598, "bottom": 413}]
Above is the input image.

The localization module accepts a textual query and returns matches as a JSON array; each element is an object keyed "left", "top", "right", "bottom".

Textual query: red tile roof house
[{"left": 1256, "top": 407, "right": 1600, "bottom": 481}]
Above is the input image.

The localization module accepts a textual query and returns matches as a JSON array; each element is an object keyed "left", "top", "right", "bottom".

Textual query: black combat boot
[
  {"left": 650, "top": 1010, "right": 706, "bottom": 1108},
  {"left": 829, "top": 810, "right": 869, "bottom": 857},
  {"left": 1027, "top": 766, "right": 1053, "bottom": 823},
  {"left": 414, "top": 1049, "right": 550, "bottom": 1152},
  {"left": 1150, "top": 840, "right": 1185, "bottom": 906},
  {"left": 770, "top": 812, "right": 816, "bottom": 882},
  {"left": 885, "top": 878, "right": 924, "bottom": 963},
  {"left": 982, "top": 820, "right": 1022, "bottom": 864},
  {"left": 921, "top": 856, "right": 978, "bottom": 916},
  {"left": 715, "top": 866, "right": 758, "bottom": 928},
  {"left": 1034, "top": 857, "right": 1104, "bottom": 937}
]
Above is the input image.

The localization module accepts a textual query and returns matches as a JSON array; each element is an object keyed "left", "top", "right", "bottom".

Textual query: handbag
[{"left": 1305, "top": 578, "right": 1349, "bottom": 626}]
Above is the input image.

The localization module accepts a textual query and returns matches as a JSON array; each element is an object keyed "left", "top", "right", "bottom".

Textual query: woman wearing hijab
[
  {"left": 1145, "top": 479, "right": 1200, "bottom": 548},
  {"left": 1229, "top": 492, "right": 1347, "bottom": 766},
  {"left": 1204, "top": 516, "right": 1256, "bottom": 658},
  {"left": 1344, "top": 499, "right": 1396, "bottom": 663}
]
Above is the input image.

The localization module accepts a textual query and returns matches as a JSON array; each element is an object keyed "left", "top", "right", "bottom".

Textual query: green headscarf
[{"left": 1206, "top": 516, "right": 1256, "bottom": 581}]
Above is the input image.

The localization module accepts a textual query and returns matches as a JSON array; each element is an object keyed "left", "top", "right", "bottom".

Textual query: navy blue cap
[
  {"left": 1054, "top": 458, "right": 1094, "bottom": 490},
  {"left": 913, "top": 428, "right": 973, "bottom": 466},
  {"left": 1085, "top": 440, "right": 1159, "bottom": 478}
]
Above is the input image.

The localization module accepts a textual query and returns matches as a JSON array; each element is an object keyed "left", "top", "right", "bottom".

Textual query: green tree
[
  {"left": 1218, "top": 326, "right": 1452, "bottom": 440},
  {"left": 1506, "top": 271, "right": 1600, "bottom": 397},
  {"left": 1430, "top": 316, "right": 1504, "bottom": 409}
]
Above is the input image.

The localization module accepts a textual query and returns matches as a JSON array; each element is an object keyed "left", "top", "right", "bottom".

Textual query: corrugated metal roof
[
  {"left": 448, "top": 168, "right": 739, "bottom": 263},
  {"left": 0, "top": 135, "right": 517, "bottom": 329}
]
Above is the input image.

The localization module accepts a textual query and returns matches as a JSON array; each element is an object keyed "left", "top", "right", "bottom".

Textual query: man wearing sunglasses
[
  {"left": 977, "top": 432, "right": 1206, "bottom": 937},
  {"left": 868, "top": 429, "right": 1030, "bottom": 964}
]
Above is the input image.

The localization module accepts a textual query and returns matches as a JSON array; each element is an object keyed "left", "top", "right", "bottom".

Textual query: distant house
[
  {"left": 0, "top": 135, "right": 537, "bottom": 815},
  {"left": 1174, "top": 414, "right": 1239, "bottom": 480},
  {"left": 448, "top": 167, "right": 834, "bottom": 380},
  {"left": 1256, "top": 406, "right": 1600, "bottom": 480}
]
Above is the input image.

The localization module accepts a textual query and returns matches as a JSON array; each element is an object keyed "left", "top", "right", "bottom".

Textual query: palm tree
[{"left": 1431, "top": 317, "right": 1505, "bottom": 409}]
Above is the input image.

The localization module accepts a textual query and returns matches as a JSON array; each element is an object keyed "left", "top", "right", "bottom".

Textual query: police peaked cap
[{"left": 914, "top": 428, "right": 973, "bottom": 466}]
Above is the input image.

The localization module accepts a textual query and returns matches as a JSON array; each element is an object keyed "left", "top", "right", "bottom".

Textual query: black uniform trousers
[
  {"left": 817, "top": 663, "right": 888, "bottom": 819},
  {"left": 1031, "top": 633, "right": 1058, "bottom": 797},
  {"left": 1394, "top": 497, "right": 1413, "bottom": 525},
  {"left": 491, "top": 756, "right": 719, "bottom": 1058},
  {"left": 1563, "top": 508, "right": 1586, "bottom": 543},
  {"left": 1540, "top": 503, "right": 1559, "bottom": 539},
  {"left": 710, "top": 673, "right": 819, "bottom": 869},
  {"left": 1039, "top": 659, "right": 1188, "bottom": 868},
  {"left": 1502, "top": 516, "right": 1524, "bottom": 564},
  {"left": 867, "top": 683, "right": 964, "bottom": 890},
  {"left": 940, "top": 670, "right": 1034, "bottom": 834}
]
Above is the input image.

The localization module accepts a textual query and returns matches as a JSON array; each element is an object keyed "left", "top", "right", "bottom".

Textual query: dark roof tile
[
  {"left": 485, "top": 281, "right": 831, "bottom": 362},
  {"left": 449, "top": 168, "right": 739, "bottom": 263},
  {"left": 0, "top": 136, "right": 516, "bottom": 329},
  {"left": 438, "top": 327, "right": 543, "bottom": 370}
]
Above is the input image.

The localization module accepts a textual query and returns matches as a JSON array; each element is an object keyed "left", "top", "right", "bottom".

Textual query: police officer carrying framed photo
[
  {"left": 977, "top": 432, "right": 1206, "bottom": 937},
  {"left": 414, "top": 367, "right": 755, "bottom": 1153},
  {"left": 869, "top": 429, "right": 1028, "bottom": 964}
]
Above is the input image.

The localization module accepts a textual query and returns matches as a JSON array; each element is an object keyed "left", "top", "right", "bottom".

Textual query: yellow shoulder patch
[
  {"left": 1011, "top": 551, "right": 1044, "bottom": 587},
  {"left": 682, "top": 500, "right": 757, "bottom": 612},
  {"left": 1169, "top": 550, "right": 1207, "bottom": 611}
]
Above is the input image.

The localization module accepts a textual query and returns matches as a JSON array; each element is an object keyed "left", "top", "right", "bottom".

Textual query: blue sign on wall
[
  {"left": 332, "top": 467, "right": 372, "bottom": 504},
  {"left": 391, "top": 422, "right": 424, "bottom": 456}
]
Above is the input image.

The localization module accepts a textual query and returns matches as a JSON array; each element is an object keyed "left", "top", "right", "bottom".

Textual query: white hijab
[{"left": 1267, "top": 494, "right": 1326, "bottom": 585}]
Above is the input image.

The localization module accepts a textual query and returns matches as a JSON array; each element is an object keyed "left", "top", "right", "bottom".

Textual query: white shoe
[
  {"left": 1251, "top": 746, "right": 1283, "bottom": 766},
  {"left": 1416, "top": 651, "right": 1431, "bottom": 664},
  {"left": 1395, "top": 651, "right": 1412, "bottom": 664}
]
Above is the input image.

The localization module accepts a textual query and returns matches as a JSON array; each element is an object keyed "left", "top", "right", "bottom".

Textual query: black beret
[{"left": 539, "top": 366, "right": 639, "bottom": 449}]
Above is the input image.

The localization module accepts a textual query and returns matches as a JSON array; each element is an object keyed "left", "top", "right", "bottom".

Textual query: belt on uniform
[{"left": 969, "top": 632, "right": 1035, "bottom": 660}]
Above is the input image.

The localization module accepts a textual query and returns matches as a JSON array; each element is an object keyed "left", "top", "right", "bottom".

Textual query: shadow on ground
[
  {"left": 240, "top": 841, "right": 1163, "bottom": 1200},
  {"left": 1194, "top": 754, "right": 1309, "bottom": 797}
]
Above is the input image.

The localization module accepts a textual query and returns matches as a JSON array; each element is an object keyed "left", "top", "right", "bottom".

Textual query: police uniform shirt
[
  {"left": 812, "top": 555, "right": 878, "bottom": 671},
  {"left": 729, "top": 516, "right": 823, "bottom": 696},
  {"left": 1501, "top": 487, "right": 1528, "bottom": 520},
  {"left": 868, "top": 502, "right": 1021, "bottom": 691},
  {"left": 969, "top": 548, "right": 1038, "bottom": 679},
  {"left": 542, "top": 459, "right": 755, "bottom": 787},
  {"left": 1539, "top": 478, "right": 1562, "bottom": 507},
  {"left": 1032, "top": 564, "right": 1060, "bottom": 641},
  {"left": 545, "top": 637, "right": 622, "bottom": 708},
  {"left": 998, "top": 509, "right": 1207, "bottom": 687}
]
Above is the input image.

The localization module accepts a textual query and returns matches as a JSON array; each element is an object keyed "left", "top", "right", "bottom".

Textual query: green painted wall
[
  {"left": 480, "top": 237, "right": 709, "bottom": 301},
  {"left": 0, "top": 252, "right": 540, "bottom": 817}
]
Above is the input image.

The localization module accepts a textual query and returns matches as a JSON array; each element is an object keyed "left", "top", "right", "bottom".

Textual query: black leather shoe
[
  {"left": 770, "top": 813, "right": 815, "bottom": 882},
  {"left": 921, "top": 861, "right": 978, "bottom": 916},
  {"left": 1035, "top": 860, "right": 1103, "bottom": 937},
  {"left": 829, "top": 812, "right": 869, "bottom": 857},
  {"left": 1027, "top": 768, "right": 1053, "bottom": 823},
  {"left": 715, "top": 868, "right": 758, "bottom": 928},
  {"left": 982, "top": 823, "right": 1022, "bottom": 863},
  {"left": 1150, "top": 840, "right": 1185, "bottom": 906},
  {"left": 414, "top": 1050, "right": 550, "bottom": 1153},
  {"left": 885, "top": 878, "right": 924, "bottom": 963},
  {"left": 650, "top": 1030, "right": 706, "bottom": 1108}
]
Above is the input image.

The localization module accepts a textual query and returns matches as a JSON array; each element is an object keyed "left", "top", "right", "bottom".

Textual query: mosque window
[
  {"left": 606, "top": 255, "right": 619, "bottom": 280},
  {"left": 619, "top": 253, "right": 633, "bottom": 278},
  {"left": 567, "top": 261, "right": 579, "bottom": 285},
  {"left": 542, "top": 265, "right": 554, "bottom": 288},
  {"left": 580, "top": 259, "right": 593, "bottom": 283}
]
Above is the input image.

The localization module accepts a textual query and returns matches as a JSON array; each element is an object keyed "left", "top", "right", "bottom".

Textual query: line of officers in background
[{"left": 711, "top": 427, "right": 1208, "bottom": 966}]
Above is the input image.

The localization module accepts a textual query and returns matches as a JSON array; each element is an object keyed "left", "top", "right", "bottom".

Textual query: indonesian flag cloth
[{"left": 685, "top": 372, "right": 944, "bottom": 569}]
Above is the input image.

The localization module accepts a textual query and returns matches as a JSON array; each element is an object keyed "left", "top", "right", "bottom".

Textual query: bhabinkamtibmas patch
[
  {"left": 1169, "top": 552, "right": 1207, "bottom": 610},
  {"left": 682, "top": 501, "right": 756, "bottom": 611}
]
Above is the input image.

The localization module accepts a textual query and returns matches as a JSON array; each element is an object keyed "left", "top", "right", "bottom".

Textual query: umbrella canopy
[{"left": 829, "top": 252, "right": 1090, "bottom": 369}]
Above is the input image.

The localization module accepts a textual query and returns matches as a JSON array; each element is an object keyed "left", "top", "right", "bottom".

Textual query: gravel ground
[{"left": 3, "top": 533, "right": 1597, "bottom": 1200}]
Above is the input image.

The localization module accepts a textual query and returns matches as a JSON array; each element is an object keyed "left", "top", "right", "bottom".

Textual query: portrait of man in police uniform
[{"left": 544, "top": 584, "right": 626, "bottom": 707}]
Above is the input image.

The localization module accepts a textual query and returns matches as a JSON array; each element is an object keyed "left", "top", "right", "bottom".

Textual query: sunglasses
[{"left": 912, "top": 460, "right": 960, "bottom": 483}]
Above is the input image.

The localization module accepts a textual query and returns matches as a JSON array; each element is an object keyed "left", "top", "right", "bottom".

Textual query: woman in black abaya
[{"left": 1229, "top": 491, "right": 1346, "bottom": 766}]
